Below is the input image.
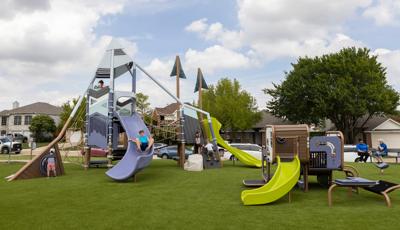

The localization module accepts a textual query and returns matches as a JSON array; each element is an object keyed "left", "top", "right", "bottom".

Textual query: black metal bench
[{"left": 328, "top": 177, "right": 400, "bottom": 207}]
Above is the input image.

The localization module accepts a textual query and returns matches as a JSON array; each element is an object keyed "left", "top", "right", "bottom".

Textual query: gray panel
[
  {"left": 88, "top": 87, "right": 110, "bottom": 98},
  {"left": 87, "top": 113, "right": 108, "bottom": 149},
  {"left": 183, "top": 114, "right": 202, "bottom": 144}
]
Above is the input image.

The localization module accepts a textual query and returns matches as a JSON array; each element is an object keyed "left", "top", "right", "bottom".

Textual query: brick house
[
  {"left": 151, "top": 103, "right": 180, "bottom": 127},
  {"left": 0, "top": 102, "right": 62, "bottom": 137}
]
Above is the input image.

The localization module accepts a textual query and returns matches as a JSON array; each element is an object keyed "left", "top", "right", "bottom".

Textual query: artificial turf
[{"left": 0, "top": 160, "right": 399, "bottom": 230}]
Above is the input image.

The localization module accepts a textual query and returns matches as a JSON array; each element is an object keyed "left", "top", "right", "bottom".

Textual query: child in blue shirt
[
  {"left": 134, "top": 130, "right": 154, "bottom": 152},
  {"left": 356, "top": 139, "right": 369, "bottom": 163}
]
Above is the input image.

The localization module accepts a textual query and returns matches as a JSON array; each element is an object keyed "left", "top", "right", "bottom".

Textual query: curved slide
[
  {"left": 203, "top": 118, "right": 261, "bottom": 167},
  {"left": 106, "top": 113, "right": 154, "bottom": 181},
  {"left": 241, "top": 156, "right": 300, "bottom": 205}
]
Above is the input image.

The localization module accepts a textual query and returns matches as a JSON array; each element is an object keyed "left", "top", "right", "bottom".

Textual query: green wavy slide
[
  {"left": 203, "top": 117, "right": 262, "bottom": 167},
  {"left": 241, "top": 156, "right": 300, "bottom": 205}
]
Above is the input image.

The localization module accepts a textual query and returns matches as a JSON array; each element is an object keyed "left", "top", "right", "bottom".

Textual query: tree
[
  {"left": 203, "top": 78, "right": 262, "bottom": 131},
  {"left": 265, "top": 47, "right": 399, "bottom": 143},
  {"left": 136, "top": 92, "right": 152, "bottom": 123},
  {"left": 58, "top": 97, "right": 86, "bottom": 132},
  {"left": 29, "top": 115, "right": 57, "bottom": 142}
]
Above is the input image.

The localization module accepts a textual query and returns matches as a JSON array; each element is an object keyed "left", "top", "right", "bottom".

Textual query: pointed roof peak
[{"left": 106, "top": 38, "right": 125, "bottom": 51}]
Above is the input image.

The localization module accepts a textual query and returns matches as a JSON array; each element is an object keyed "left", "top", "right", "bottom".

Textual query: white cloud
[
  {"left": 373, "top": 49, "right": 400, "bottom": 87},
  {"left": 185, "top": 45, "right": 252, "bottom": 74},
  {"left": 186, "top": 0, "right": 373, "bottom": 61},
  {"left": 0, "top": 0, "right": 137, "bottom": 109},
  {"left": 363, "top": 0, "right": 400, "bottom": 26},
  {"left": 186, "top": 18, "right": 243, "bottom": 49}
]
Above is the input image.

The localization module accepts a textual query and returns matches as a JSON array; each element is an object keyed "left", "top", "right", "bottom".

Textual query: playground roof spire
[
  {"left": 170, "top": 56, "right": 186, "bottom": 79},
  {"left": 194, "top": 68, "right": 208, "bottom": 93},
  {"left": 96, "top": 38, "right": 133, "bottom": 78}
]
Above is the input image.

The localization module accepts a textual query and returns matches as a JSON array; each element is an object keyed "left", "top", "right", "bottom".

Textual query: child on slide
[{"left": 133, "top": 130, "right": 154, "bottom": 152}]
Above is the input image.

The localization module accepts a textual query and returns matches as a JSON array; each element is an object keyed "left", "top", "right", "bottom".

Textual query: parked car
[
  {"left": 157, "top": 145, "right": 193, "bottom": 159},
  {"left": 153, "top": 143, "right": 167, "bottom": 150},
  {"left": 0, "top": 137, "right": 22, "bottom": 154},
  {"left": 224, "top": 143, "right": 262, "bottom": 160},
  {"left": 190, "top": 145, "right": 225, "bottom": 156},
  {"left": 6, "top": 133, "right": 28, "bottom": 143}
]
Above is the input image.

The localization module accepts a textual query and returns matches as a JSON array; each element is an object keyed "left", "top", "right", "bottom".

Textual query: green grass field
[{"left": 0, "top": 160, "right": 399, "bottom": 230}]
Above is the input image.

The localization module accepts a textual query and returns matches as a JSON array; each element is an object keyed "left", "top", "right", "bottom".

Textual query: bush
[{"left": 29, "top": 115, "right": 56, "bottom": 142}]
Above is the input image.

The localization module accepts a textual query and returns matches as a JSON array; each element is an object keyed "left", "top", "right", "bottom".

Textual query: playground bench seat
[{"left": 328, "top": 177, "right": 400, "bottom": 207}]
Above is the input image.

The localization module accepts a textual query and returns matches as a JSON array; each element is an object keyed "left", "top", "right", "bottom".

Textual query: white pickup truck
[{"left": 0, "top": 137, "right": 22, "bottom": 154}]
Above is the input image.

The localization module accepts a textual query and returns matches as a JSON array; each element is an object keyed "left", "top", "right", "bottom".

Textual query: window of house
[
  {"left": 14, "top": 116, "right": 22, "bottom": 125},
  {"left": 1, "top": 116, "right": 6, "bottom": 126},
  {"left": 0, "top": 130, "right": 6, "bottom": 135},
  {"left": 24, "top": 115, "right": 32, "bottom": 125}
]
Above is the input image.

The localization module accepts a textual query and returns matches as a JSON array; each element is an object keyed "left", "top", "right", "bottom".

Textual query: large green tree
[
  {"left": 265, "top": 47, "right": 399, "bottom": 143},
  {"left": 203, "top": 78, "right": 262, "bottom": 131},
  {"left": 29, "top": 115, "right": 57, "bottom": 142},
  {"left": 58, "top": 97, "right": 86, "bottom": 132}
]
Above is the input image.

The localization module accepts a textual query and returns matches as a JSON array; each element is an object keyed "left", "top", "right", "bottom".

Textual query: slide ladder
[{"left": 241, "top": 156, "right": 300, "bottom": 205}]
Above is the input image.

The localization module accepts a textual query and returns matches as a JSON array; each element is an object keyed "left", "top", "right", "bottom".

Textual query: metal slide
[
  {"left": 241, "top": 156, "right": 300, "bottom": 205},
  {"left": 105, "top": 113, "right": 154, "bottom": 181},
  {"left": 203, "top": 117, "right": 262, "bottom": 167}
]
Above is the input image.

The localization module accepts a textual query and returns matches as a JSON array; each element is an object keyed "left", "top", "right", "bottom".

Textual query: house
[
  {"left": 151, "top": 103, "right": 180, "bottom": 141},
  {"left": 0, "top": 101, "right": 62, "bottom": 137},
  {"left": 221, "top": 111, "right": 294, "bottom": 146},
  {"left": 363, "top": 117, "right": 400, "bottom": 149},
  {"left": 151, "top": 102, "right": 180, "bottom": 127}
]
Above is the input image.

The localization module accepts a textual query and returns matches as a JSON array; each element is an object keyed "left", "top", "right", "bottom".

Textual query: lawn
[
  {"left": 0, "top": 160, "right": 399, "bottom": 230},
  {"left": 21, "top": 142, "right": 50, "bottom": 149}
]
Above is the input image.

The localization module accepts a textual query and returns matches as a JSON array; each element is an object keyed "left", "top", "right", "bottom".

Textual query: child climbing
[
  {"left": 204, "top": 140, "right": 216, "bottom": 161},
  {"left": 47, "top": 149, "right": 57, "bottom": 178},
  {"left": 134, "top": 130, "right": 154, "bottom": 152}
]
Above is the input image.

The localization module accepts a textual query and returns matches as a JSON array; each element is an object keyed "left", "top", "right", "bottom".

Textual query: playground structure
[
  {"left": 241, "top": 124, "right": 350, "bottom": 205},
  {"left": 8, "top": 39, "right": 219, "bottom": 181}
]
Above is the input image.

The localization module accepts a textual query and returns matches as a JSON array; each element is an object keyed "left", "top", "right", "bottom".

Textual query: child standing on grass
[
  {"left": 133, "top": 130, "right": 154, "bottom": 152},
  {"left": 47, "top": 149, "right": 57, "bottom": 178}
]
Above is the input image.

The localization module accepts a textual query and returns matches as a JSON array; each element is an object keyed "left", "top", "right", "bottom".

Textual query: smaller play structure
[{"left": 241, "top": 124, "right": 354, "bottom": 205}]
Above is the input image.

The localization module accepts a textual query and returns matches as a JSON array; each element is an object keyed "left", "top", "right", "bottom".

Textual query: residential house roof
[
  {"left": 253, "top": 111, "right": 294, "bottom": 129},
  {"left": 0, "top": 102, "right": 62, "bottom": 116},
  {"left": 153, "top": 103, "right": 180, "bottom": 115}
]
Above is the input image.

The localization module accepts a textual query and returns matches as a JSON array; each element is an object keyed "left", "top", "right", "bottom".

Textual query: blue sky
[{"left": 0, "top": 0, "right": 399, "bottom": 110}]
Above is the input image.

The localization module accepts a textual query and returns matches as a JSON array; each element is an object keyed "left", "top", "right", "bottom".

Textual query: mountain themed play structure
[
  {"left": 7, "top": 39, "right": 219, "bottom": 181},
  {"left": 241, "top": 125, "right": 357, "bottom": 205}
]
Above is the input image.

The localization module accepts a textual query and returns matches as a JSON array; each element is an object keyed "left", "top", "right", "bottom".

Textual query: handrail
[{"left": 135, "top": 63, "right": 217, "bottom": 143}]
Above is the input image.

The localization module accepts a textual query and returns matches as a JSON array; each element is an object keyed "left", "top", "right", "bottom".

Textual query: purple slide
[{"left": 105, "top": 113, "right": 154, "bottom": 181}]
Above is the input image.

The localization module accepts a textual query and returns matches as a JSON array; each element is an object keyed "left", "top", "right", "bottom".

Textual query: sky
[{"left": 1, "top": 0, "right": 400, "bottom": 111}]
